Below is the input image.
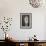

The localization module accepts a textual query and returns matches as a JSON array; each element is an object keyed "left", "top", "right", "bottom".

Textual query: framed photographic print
[{"left": 20, "top": 13, "right": 32, "bottom": 29}]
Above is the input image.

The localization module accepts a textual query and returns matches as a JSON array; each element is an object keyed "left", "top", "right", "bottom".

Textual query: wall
[{"left": 0, "top": 0, "right": 46, "bottom": 40}]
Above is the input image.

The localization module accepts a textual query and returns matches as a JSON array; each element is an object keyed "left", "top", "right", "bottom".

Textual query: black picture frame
[{"left": 20, "top": 13, "right": 32, "bottom": 29}]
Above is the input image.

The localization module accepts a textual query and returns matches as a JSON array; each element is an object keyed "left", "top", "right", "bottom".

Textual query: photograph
[{"left": 20, "top": 13, "right": 32, "bottom": 29}]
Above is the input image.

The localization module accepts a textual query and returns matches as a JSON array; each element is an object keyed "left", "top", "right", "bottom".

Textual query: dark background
[{"left": 22, "top": 15, "right": 30, "bottom": 26}]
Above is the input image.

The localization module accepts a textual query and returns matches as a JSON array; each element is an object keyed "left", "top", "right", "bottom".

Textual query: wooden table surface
[
  {"left": 12, "top": 40, "right": 46, "bottom": 43},
  {"left": 5, "top": 39, "right": 46, "bottom": 43}
]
